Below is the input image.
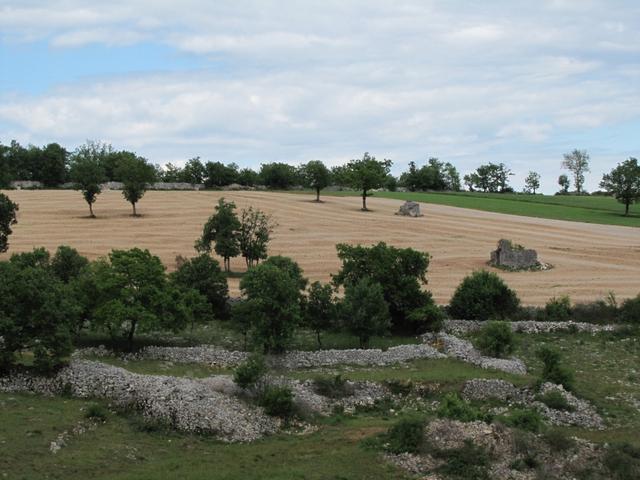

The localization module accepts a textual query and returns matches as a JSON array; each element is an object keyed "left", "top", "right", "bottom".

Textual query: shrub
[
  {"left": 448, "top": 270, "right": 520, "bottom": 320},
  {"left": 385, "top": 379, "right": 413, "bottom": 396},
  {"left": 340, "top": 277, "right": 391, "bottom": 348},
  {"left": 85, "top": 403, "right": 108, "bottom": 421},
  {"left": 383, "top": 418, "right": 425, "bottom": 454},
  {"left": 476, "top": 321, "right": 515, "bottom": 358},
  {"left": 233, "top": 353, "right": 267, "bottom": 390},
  {"left": 501, "top": 408, "right": 543, "bottom": 433},
  {"left": 50, "top": 245, "right": 89, "bottom": 283},
  {"left": 536, "top": 390, "right": 573, "bottom": 411},
  {"left": 313, "top": 375, "right": 352, "bottom": 399},
  {"left": 406, "top": 304, "right": 445, "bottom": 333},
  {"left": 571, "top": 295, "right": 618, "bottom": 324},
  {"left": 620, "top": 295, "right": 640, "bottom": 324},
  {"left": 536, "top": 346, "right": 574, "bottom": 390},
  {"left": 434, "top": 439, "right": 490, "bottom": 480},
  {"left": 259, "top": 385, "right": 295, "bottom": 418},
  {"left": 604, "top": 443, "right": 640, "bottom": 480},
  {"left": 543, "top": 429, "right": 575, "bottom": 452},
  {"left": 0, "top": 193, "right": 18, "bottom": 253},
  {"left": 437, "top": 393, "right": 486, "bottom": 422},
  {"left": 544, "top": 296, "right": 572, "bottom": 321}
]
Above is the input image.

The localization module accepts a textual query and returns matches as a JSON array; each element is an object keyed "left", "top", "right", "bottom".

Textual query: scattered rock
[
  {"left": 444, "top": 319, "right": 616, "bottom": 335},
  {"left": 395, "top": 201, "right": 423, "bottom": 217}
]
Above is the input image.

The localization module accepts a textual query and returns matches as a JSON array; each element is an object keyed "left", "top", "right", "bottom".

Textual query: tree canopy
[
  {"left": 600, "top": 157, "right": 640, "bottom": 215},
  {"left": 69, "top": 142, "right": 108, "bottom": 217},
  {"left": 562, "top": 149, "right": 590, "bottom": 194},
  {"left": 343, "top": 153, "right": 392, "bottom": 210},
  {"left": 299, "top": 160, "right": 332, "bottom": 201},
  {"left": 115, "top": 155, "right": 157, "bottom": 216},
  {"left": 341, "top": 277, "right": 390, "bottom": 348},
  {"left": 196, "top": 198, "right": 241, "bottom": 272},
  {"left": 0, "top": 193, "right": 18, "bottom": 253}
]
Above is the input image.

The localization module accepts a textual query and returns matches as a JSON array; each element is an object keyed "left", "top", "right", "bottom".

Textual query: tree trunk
[
  {"left": 361, "top": 190, "right": 368, "bottom": 210},
  {"left": 625, "top": 202, "right": 630, "bottom": 216},
  {"left": 88, "top": 201, "right": 95, "bottom": 218},
  {"left": 316, "top": 187, "right": 320, "bottom": 202},
  {"left": 127, "top": 320, "right": 137, "bottom": 351},
  {"left": 316, "top": 331, "right": 322, "bottom": 349},
  {"left": 132, "top": 202, "right": 137, "bottom": 216}
]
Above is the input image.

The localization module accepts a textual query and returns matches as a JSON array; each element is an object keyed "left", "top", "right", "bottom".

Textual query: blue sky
[{"left": 1, "top": 0, "right": 639, "bottom": 193}]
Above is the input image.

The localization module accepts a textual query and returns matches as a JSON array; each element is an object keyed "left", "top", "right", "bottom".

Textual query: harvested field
[{"left": 2, "top": 189, "right": 639, "bottom": 305}]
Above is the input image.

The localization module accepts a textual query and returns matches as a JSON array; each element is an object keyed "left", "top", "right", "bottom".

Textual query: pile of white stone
[
  {"left": 0, "top": 360, "right": 279, "bottom": 442},
  {"left": 444, "top": 319, "right": 616, "bottom": 335},
  {"left": 462, "top": 379, "right": 604, "bottom": 429}
]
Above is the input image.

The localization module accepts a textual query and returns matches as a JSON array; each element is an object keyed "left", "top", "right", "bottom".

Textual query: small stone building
[{"left": 490, "top": 239, "right": 538, "bottom": 269}]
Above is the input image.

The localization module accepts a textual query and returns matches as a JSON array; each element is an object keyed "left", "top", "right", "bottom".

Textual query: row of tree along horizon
[{"left": 1, "top": 140, "right": 639, "bottom": 214}]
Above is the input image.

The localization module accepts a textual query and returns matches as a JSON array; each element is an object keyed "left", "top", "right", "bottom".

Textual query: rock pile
[
  {"left": 490, "top": 239, "right": 539, "bottom": 270},
  {"left": 444, "top": 319, "right": 616, "bottom": 335},
  {"left": 395, "top": 201, "right": 423, "bottom": 217}
]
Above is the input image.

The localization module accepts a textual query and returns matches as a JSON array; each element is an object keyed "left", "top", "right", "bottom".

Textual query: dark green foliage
[
  {"left": 436, "top": 393, "right": 486, "bottom": 422},
  {"left": 233, "top": 353, "right": 267, "bottom": 390},
  {"left": 239, "top": 263, "right": 301, "bottom": 353},
  {"left": 333, "top": 241, "right": 433, "bottom": 333},
  {"left": 204, "top": 161, "right": 238, "bottom": 188},
  {"left": 340, "top": 277, "right": 391, "bottom": 348},
  {"left": 115, "top": 155, "right": 157, "bottom": 216},
  {"left": 449, "top": 270, "right": 520, "bottom": 320},
  {"left": 237, "top": 167, "right": 260, "bottom": 186},
  {"left": 9, "top": 247, "right": 51, "bottom": 270},
  {"left": 571, "top": 296, "right": 619, "bottom": 324},
  {"left": 400, "top": 158, "right": 461, "bottom": 192},
  {"left": 0, "top": 193, "right": 18, "bottom": 253},
  {"left": 262, "top": 256, "right": 308, "bottom": 291},
  {"left": 259, "top": 162, "right": 298, "bottom": 189},
  {"left": 259, "top": 385, "right": 295, "bottom": 418},
  {"left": 50, "top": 245, "right": 89, "bottom": 283},
  {"left": 230, "top": 299, "right": 258, "bottom": 349},
  {"left": 170, "top": 254, "right": 229, "bottom": 319},
  {"left": 464, "top": 162, "right": 513, "bottom": 193},
  {"left": 0, "top": 261, "right": 74, "bottom": 373},
  {"left": 434, "top": 439, "right": 490, "bottom": 480},
  {"left": 620, "top": 295, "right": 640, "bottom": 324},
  {"left": 476, "top": 321, "right": 515, "bottom": 358},
  {"left": 304, "top": 281, "right": 337, "bottom": 348},
  {"left": 406, "top": 304, "right": 445, "bottom": 333},
  {"left": 85, "top": 404, "right": 108, "bottom": 422},
  {"left": 536, "top": 390, "right": 573, "bottom": 411},
  {"left": 195, "top": 198, "right": 241, "bottom": 272},
  {"left": 299, "top": 160, "right": 331, "bottom": 201},
  {"left": 383, "top": 418, "right": 425, "bottom": 454},
  {"left": 544, "top": 296, "right": 572, "bottom": 321},
  {"left": 500, "top": 408, "right": 543, "bottom": 433},
  {"left": 69, "top": 141, "right": 108, "bottom": 217},
  {"left": 543, "top": 429, "right": 575, "bottom": 452},
  {"left": 238, "top": 206, "right": 275, "bottom": 268},
  {"left": 342, "top": 152, "right": 392, "bottom": 210},
  {"left": 313, "top": 375, "right": 352, "bottom": 399},
  {"left": 604, "top": 443, "right": 640, "bottom": 480},
  {"left": 181, "top": 157, "right": 207, "bottom": 184},
  {"left": 536, "top": 345, "right": 574, "bottom": 390},
  {"left": 600, "top": 157, "right": 640, "bottom": 215}
]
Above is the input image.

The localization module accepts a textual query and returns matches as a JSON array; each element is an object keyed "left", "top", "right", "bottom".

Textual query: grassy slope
[{"left": 316, "top": 190, "right": 640, "bottom": 227}]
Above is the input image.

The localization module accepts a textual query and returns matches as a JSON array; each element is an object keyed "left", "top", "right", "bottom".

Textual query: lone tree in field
[
  {"left": 69, "top": 141, "right": 108, "bottom": 217},
  {"left": 344, "top": 152, "right": 392, "bottom": 210},
  {"left": 238, "top": 207, "right": 275, "bottom": 268},
  {"left": 304, "top": 281, "right": 336, "bottom": 348},
  {"left": 196, "top": 198, "right": 241, "bottom": 272},
  {"left": 0, "top": 193, "right": 18, "bottom": 253},
  {"left": 299, "top": 160, "right": 332, "bottom": 202},
  {"left": 341, "top": 277, "right": 390, "bottom": 348},
  {"left": 558, "top": 174, "right": 570, "bottom": 194},
  {"left": 600, "top": 158, "right": 640, "bottom": 216},
  {"left": 116, "top": 155, "right": 157, "bottom": 216},
  {"left": 524, "top": 171, "right": 541, "bottom": 194},
  {"left": 562, "top": 149, "right": 590, "bottom": 194}
]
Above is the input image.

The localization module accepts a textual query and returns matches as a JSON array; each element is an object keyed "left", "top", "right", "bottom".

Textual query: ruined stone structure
[
  {"left": 490, "top": 239, "right": 538, "bottom": 269},
  {"left": 395, "top": 200, "right": 423, "bottom": 217}
]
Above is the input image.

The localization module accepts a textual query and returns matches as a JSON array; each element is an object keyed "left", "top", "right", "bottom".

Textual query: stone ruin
[
  {"left": 490, "top": 239, "right": 539, "bottom": 270},
  {"left": 395, "top": 200, "right": 423, "bottom": 217}
]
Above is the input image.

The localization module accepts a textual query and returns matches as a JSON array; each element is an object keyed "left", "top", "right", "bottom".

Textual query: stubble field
[{"left": 2, "top": 189, "right": 639, "bottom": 305}]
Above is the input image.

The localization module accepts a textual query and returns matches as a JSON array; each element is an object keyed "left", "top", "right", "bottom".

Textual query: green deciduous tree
[
  {"left": 170, "top": 254, "right": 229, "bottom": 319},
  {"left": 239, "top": 263, "right": 301, "bottom": 353},
  {"left": 50, "top": 245, "right": 89, "bottom": 283},
  {"left": 341, "top": 277, "right": 390, "bottom": 348},
  {"left": 343, "top": 153, "right": 392, "bottom": 210},
  {"left": 0, "top": 193, "right": 18, "bottom": 253},
  {"left": 204, "top": 161, "right": 238, "bottom": 187},
  {"left": 115, "top": 155, "right": 157, "bottom": 216},
  {"left": 558, "top": 174, "right": 570, "bottom": 194},
  {"left": 69, "top": 141, "right": 108, "bottom": 217},
  {"left": 449, "top": 270, "right": 520, "bottom": 320},
  {"left": 524, "top": 171, "right": 541, "bottom": 194},
  {"left": 600, "top": 158, "right": 640, "bottom": 216},
  {"left": 196, "top": 198, "right": 241, "bottom": 272},
  {"left": 299, "top": 160, "right": 331, "bottom": 201},
  {"left": 562, "top": 149, "right": 590, "bottom": 194},
  {"left": 238, "top": 207, "right": 275, "bottom": 268},
  {"left": 333, "top": 242, "right": 434, "bottom": 332},
  {"left": 465, "top": 163, "right": 513, "bottom": 193},
  {"left": 304, "top": 281, "right": 336, "bottom": 348},
  {"left": 182, "top": 157, "right": 207, "bottom": 184},
  {"left": 259, "top": 162, "right": 299, "bottom": 189},
  {"left": 400, "top": 158, "right": 461, "bottom": 192}
]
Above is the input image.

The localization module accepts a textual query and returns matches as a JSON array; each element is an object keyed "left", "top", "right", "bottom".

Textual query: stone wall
[{"left": 490, "top": 239, "right": 538, "bottom": 269}]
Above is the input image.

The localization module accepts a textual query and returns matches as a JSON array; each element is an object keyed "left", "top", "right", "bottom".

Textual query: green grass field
[{"left": 318, "top": 190, "right": 640, "bottom": 227}]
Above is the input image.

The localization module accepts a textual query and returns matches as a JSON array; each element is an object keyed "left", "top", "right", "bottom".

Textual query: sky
[{"left": 1, "top": 1, "right": 639, "bottom": 193}]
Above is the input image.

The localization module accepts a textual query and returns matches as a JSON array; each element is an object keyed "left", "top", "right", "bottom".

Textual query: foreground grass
[
  {"left": 0, "top": 393, "right": 408, "bottom": 480},
  {"left": 312, "top": 190, "right": 640, "bottom": 227}
]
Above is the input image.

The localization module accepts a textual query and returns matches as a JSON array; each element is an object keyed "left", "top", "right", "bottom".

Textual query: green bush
[
  {"left": 434, "top": 439, "right": 490, "bottom": 480},
  {"left": 620, "top": 295, "right": 640, "bottom": 324},
  {"left": 259, "top": 385, "right": 295, "bottom": 418},
  {"left": 476, "top": 321, "right": 515, "bottom": 358},
  {"left": 536, "top": 346, "right": 574, "bottom": 390},
  {"left": 543, "top": 429, "right": 575, "bottom": 452},
  {"left": 544, "top": 296, "right": 572, "bottom": 321},
  {"left": 604, "top": 443, "right": 640, "bottom": 480},
  {"left": 85, "top": 403, "right": 108, "bottom": 421},
  {"left": 233, "top": 353, "right": 267, "bottom": 390},
  {"left": 383, "top": 418, "right": 425, "bottom": 454},
  {"left": 536, "top": 390, "right": 573, "bottom": 411},
  {"left": 437, "top": 393, "right": 486, "bottom": 422},
  {"left": 406, "top": 304, "right": 445, "bottom": 333},
  {"left": 448, "top": 270, "right": 520, "bottom": 320},
  {"left": 501, "top": 408, "right": 543, "bottom": 433},
  {"left": 313, "top": 375, "right": 352, "bottom": 399}
]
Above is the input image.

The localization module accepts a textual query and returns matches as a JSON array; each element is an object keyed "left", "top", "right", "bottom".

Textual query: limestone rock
[
  {"left": 490, "top": 239, "right": 538, "bottom": 270},
  {"left": 395, "top": 201, "right": 423, "bottom": 217}
]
